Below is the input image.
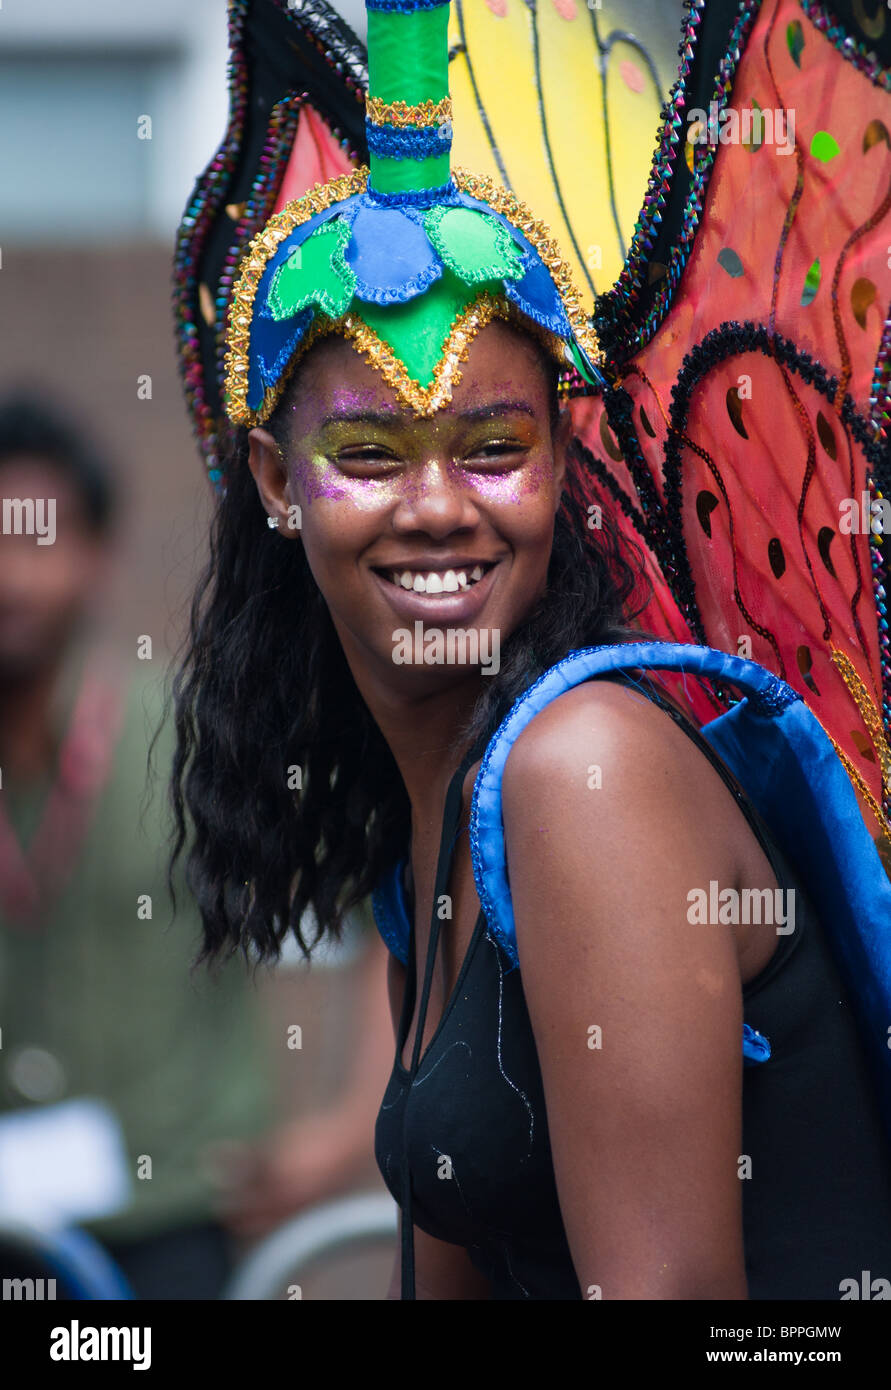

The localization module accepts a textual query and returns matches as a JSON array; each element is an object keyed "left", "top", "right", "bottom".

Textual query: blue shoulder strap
[{"left": 371, "top": 858, "right": 412, "bottom": 965}]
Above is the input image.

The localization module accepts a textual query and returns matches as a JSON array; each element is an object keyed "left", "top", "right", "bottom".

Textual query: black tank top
[{"left": 373, "top": 673, "right": 891, "bottom": 1299}]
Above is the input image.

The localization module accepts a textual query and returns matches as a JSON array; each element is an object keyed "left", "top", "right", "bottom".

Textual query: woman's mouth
[
  {"left": 369, "top": 559, "right": 501, "bottom": 623},
  {"left": 377, "top": 562, "right": 495, "bottom": 594}
]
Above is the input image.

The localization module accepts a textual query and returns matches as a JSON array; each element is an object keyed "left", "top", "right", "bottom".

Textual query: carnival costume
[{"left": 175, "top": 0, "right": 891, "bottom": 1297}]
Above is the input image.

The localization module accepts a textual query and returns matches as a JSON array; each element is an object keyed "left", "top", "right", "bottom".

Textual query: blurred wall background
[{"left": 0, "top": 0, "right": 233, "bottom": 654}]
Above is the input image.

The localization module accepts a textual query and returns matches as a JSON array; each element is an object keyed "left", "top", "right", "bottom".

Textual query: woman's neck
[{"left": 355, "top": 663, "right": 485, "bottom": 832}]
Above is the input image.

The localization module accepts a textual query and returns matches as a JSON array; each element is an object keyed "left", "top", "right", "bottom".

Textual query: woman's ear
[{"left": 247, "top": 428, "right": 300, "bottom": 538}]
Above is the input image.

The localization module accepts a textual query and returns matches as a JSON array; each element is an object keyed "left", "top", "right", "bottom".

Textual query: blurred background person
[{"left": 0, "top": 392, "right": 395, "bottom": 1298}]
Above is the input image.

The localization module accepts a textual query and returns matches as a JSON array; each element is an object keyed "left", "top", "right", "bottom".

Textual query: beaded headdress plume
[{"left": 222, "top": 0, "right": 605, "bottom": 434}]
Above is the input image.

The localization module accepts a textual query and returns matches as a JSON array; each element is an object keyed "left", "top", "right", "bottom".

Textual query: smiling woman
[
  {"left": 169, "top": 0, "right": 891, "bottom": 1303},
  {"left": 168, "top": 316, "right": 645, "bottom": 967}
]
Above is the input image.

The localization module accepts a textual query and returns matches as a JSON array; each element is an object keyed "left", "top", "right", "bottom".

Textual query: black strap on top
[{"left": 401, "top": 729, "right": 490, "bottom": 1300}]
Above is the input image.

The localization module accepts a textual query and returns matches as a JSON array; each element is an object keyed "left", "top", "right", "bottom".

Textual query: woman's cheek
[
  {"left": 292, "top": 454, "right": 401, "bottom": 510},
  {"left": 453, "top": 452, "right": 554, "bottom": 506},
  {"left": 293, "top": 482, "right": 387, "bottom": 597}
]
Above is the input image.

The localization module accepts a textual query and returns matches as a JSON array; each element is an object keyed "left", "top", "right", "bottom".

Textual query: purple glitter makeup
[
  {"left": 293, "top": 453, "right": 392, "bottom": 506},
  {"left": 454, "top": 453, "right": 552, "bottom": 505},
  {"left": 293, "top": 449, "right": 553, "bottom": 508},
  {"left": 292, "top": 453, "right": 350, "bottom": 503},
  {"left": 291, "top": 386, "right": 391, "bottom": 418}
]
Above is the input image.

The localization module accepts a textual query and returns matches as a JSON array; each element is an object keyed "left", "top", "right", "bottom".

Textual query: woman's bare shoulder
[
  {"left": 502, "top": 675, "right": 717, "bottom": 809},
  {"left": 500, "top": 672, "right": 751, "bottom": 922}
]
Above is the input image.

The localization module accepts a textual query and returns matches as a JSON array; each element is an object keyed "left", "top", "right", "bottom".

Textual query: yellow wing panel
[{"left": 447, "top": 0, "right": 684, "bottom": 308}]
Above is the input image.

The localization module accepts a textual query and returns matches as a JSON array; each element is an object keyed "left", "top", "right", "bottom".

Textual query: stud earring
[{"left": 267, "top": 515, "right": 280, "bottom": 529}]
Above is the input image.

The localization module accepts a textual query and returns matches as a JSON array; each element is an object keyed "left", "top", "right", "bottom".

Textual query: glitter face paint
[
  {"left": 288, "top": 383, "right": 555, "bottom": 509},
  {"left": 258, "top": 325, "right": 566, "bottom": 693},
  {"left": 455, "top": 450, "right": 553, "bottom": 505},
  {"left": 290, "top": 386, "right": 410, "bottom": 507}
]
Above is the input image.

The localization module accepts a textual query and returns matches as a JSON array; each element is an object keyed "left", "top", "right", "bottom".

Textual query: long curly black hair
[{"left": 164, "top": 350, "right": 653, "bottom": 969}]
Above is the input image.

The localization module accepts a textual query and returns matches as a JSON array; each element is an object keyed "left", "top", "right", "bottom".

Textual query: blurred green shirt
[{"left": 0, "top": 649, "right": 273, "bottom": 1243}]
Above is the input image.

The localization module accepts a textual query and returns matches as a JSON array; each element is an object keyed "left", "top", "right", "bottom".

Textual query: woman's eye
[
  {"left": 464, "top": 441, "right": 527, "bottom": 465},
  {"left": 336, "top": 447, "right": 398, "bottom": 468}
]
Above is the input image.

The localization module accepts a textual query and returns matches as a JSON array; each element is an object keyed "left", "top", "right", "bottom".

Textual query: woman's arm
[{"left": 502, "top": 679, "right": 749, "bottom": 1300}]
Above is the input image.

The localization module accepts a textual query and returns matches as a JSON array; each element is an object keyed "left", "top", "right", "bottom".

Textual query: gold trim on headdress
[
  {"left": 365, "top": 96, "right": 453, "bottom": 127},
  {"left": 224, "top": 167, "right": 369, "bottom": 427},
  {"left": 251, "top": 291, "right": 570, "bottom": 422}
]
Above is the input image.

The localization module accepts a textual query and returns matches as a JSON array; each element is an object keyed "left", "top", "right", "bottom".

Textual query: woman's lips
[{"left": 370, "top": 560, "right": 501, "bottom": 625}]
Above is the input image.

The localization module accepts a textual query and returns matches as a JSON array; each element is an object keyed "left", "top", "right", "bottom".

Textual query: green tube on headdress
[
  {"left": 365, "top": 1, "right": 452, "bottom": 194},
  {"left": 222, "top": 0, "right": 606, "bottom": 432}
]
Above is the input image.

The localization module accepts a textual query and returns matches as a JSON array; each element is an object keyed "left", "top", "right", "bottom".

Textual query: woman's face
[{"left": 248, "top": 320, "right": 570, "bottom": 689}]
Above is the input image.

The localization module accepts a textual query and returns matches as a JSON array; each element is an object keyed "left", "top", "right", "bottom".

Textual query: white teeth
[{"left": 386, "top": 565, "right": 489, "bottom": 593}]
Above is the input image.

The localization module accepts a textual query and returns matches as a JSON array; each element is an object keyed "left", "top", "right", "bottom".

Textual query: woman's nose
[{"left": 390, "top": 457, "right": 479, "bottom": 536}]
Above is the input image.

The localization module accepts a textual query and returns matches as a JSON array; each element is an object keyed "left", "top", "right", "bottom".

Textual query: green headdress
[{"left": 224, "top": 0, "right": 605, "bottom": 428}]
